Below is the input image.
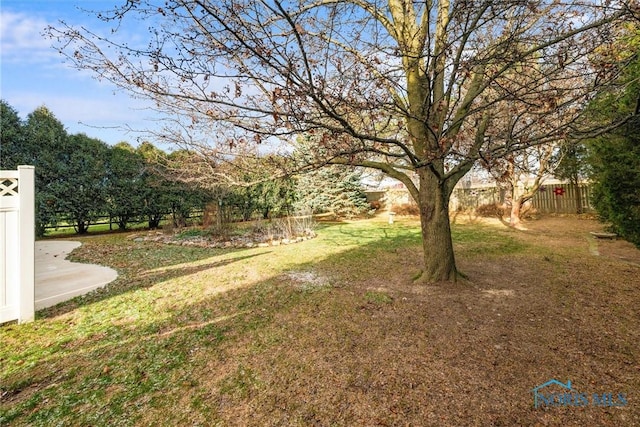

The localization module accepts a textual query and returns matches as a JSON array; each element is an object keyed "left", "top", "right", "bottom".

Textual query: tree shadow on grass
[
  {"left": 3, "top": 221, "right": 640, "bottom": 426},
  {"left": 2, "top": 229, "right": 425, "bottom": 424},
  {"left": 317, "top": 221, "right": 421, "bottom": 248},
  {"left": 35, "top": 248, "right": 271, "bottom": 319},
  {"left": 34, "top": 219, "right": 516, "bottom": 321}
]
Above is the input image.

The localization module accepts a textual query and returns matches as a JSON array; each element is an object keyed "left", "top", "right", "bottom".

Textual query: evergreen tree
[
  {"left": 58, "top": 134, "right": 110, "bottom": 234},
  {"left": 553, "top": 140, "right": 589, "bottom": 214},
  {"left": 295, "top": 166, "right": 370, "bottom": 218},
  {"left": 106, "top": 142, "right": 145, "bottom": 230},
  {"left": 586, "top": 28, "right": 640, "bottom": 246},
  {"left": 590, "top": 118, "right": 640, "bottom": 246},
  {"left": 0, "top": 100, "right": 24, "bottom": 169},
  {"left": 226, "top": 176, "right": 297, "bottom": 221},
  {"left": 137, "top": 141, "right": 171, "bottom": 228},
  {"left": 22, "top": 106, "right": 69, "bottom": 236}
]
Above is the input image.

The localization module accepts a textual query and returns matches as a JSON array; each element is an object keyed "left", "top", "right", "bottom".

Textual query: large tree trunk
[{"left": 417, "top": 170, "right": 458, "bottom": 283}]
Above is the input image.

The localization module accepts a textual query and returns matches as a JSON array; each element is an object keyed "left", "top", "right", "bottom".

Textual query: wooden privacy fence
[
  {"left": 450, "top": 185, "right": 502, "bottom": 212},
  {"left": 450, "top": 182, "right": 594, "bottom": 214},
  {"left": 0, "top": 166, "right": 35, "bottom": 324},
  {"left": 531, "top": 183, "right": 593, "bottom": 214}
]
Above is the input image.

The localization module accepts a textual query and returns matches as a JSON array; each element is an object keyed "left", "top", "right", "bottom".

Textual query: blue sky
[{"left": 1, "top": 0, "right": 157, "bottom": 146}]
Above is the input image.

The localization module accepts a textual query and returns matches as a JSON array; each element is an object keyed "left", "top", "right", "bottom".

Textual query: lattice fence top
[
  {"left": 1, "top": 166, "right": 35, "bottom": 324},
  {"left": 0, "top": 178, "right": 19, "bottom": 197}
]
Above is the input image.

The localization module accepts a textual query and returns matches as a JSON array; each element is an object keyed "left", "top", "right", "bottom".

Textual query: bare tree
[
  {"left": 48, "top": 0, "right": 637, "bottom": 282},
  {"left": 486, "top": 144, "right": 559, "bottom": 229},
  {"left": 478, "top": 59, "right": 575, "bottom": 229}
]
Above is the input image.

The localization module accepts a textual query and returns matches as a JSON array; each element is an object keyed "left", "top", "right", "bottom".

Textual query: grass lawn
[{"left": 1, "top": 215, "right": 639, "bottom": 426}]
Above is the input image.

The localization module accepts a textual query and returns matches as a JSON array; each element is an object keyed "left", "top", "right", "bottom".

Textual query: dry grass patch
[{"left": 1, "top": 216, "right": 639, "bottom": 426}]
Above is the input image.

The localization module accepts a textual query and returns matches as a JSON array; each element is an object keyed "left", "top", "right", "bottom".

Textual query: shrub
[
  {"left": 590, "top": 125, "right": 640, "bottom": 247},
  {"left": 257, "top": 213, "right": 315, "bottom": 241},
  {"left": 392, "top": 203, "right": 420, "bottom": 216},
  {"left": 475, "top": 203, "right": 503, "bottom": 217}
]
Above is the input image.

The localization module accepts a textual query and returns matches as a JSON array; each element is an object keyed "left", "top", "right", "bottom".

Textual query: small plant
[
  {"left": 364, "top": 291, "right": 393, "bottom": 305},
  {"left": 175, "top": 228, "right": 208, "bottom": 239}
]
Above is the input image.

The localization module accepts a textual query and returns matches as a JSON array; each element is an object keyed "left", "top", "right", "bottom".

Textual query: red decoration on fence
[{"left": 553, "top": 187, "right": 565, "bottom": 196}]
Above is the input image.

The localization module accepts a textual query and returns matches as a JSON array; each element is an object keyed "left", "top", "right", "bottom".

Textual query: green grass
[
  {"left": 364, "top": 290, "right": 393, "bottom": 305},
  {"left": 451, "top": 223, "right": 526, "bottom": 255},
  {"left": 0, "top": 217, "right": 529, "bottom": 426}
]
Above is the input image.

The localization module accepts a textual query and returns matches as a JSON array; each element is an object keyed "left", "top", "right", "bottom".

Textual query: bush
[
  {"left": 255, "top": 213, "right": 316, "bottom": 241},
  {"left": 475, "top": 203, "right": 504, "bottom": 217},
  {"left": 392, "top": 203, "right": 420, "bottom": 216},
  {"left": 590, "top": 122, "right": 640, "bottom": 247}
]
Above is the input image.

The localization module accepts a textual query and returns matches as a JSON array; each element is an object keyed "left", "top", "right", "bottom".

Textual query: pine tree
[
  {"left": 586, "top": 28, "right": 640, "bottom": 246},
  {"left": 295, "top": 166, "right": 370, "bottom": 218}
]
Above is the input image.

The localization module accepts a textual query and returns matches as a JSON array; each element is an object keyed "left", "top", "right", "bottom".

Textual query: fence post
[{"left": 18, "top": 166, "right": 35, "bottom": 323}]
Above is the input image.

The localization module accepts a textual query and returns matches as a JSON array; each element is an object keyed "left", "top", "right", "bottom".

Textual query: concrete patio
[{"left": 35, "top": 241, "right": 118, "bottom": 310}]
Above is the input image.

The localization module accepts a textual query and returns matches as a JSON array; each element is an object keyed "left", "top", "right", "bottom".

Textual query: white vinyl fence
[{"left": 0, "top": 166, "right": 35, "bottom": 324}]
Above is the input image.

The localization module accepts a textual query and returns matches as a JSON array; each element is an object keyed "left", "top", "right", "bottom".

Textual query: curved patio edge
[{"left": 35, "top": 241, "right": 118, "bottom": 310}]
